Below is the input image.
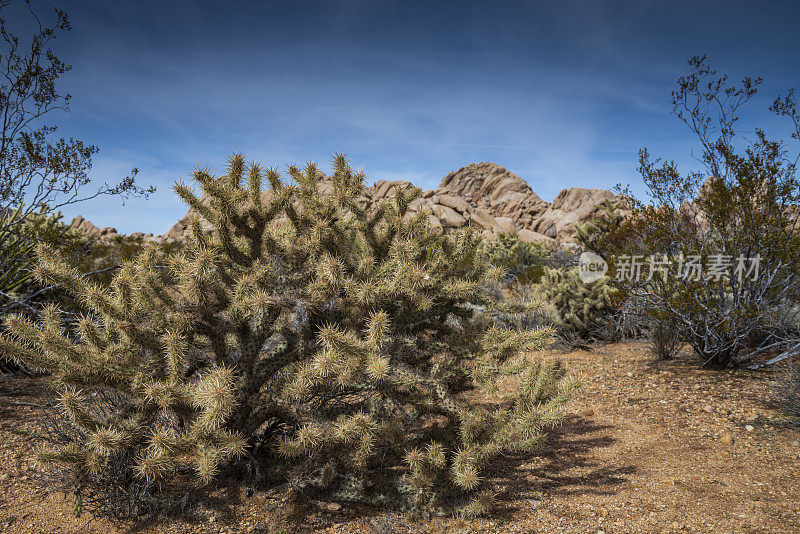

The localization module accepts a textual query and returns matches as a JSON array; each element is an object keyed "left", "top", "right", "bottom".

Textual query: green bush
[
  {"left": 1, "top": 155, "right": 577, "bottom": 517},
  {"left": 616, "top": 58, "right": 800, "bottom": 368}
]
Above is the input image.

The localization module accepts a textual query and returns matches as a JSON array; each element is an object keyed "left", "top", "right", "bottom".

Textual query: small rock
[
  {"left": 719, "top": 432, "right": 734, "bottom": 445},
  {"left": 323, "top": 502, "right": 342, "bottom": 512},
  {"left": 626, "top": 372, "right": 633, "bottom": 377},
  {"left": 745, "top": 425, "right": 754, "bottom": 432},
  {"left": 703, "top": 405, "right": 715, "bottom": 413}
]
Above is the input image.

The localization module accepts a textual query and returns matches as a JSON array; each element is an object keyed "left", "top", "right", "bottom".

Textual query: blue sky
[{"left": 8, "top": 0, "right": 800, "bottom": 234}]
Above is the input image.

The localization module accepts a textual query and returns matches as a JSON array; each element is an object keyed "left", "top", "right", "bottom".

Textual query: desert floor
[{"left": 1, "top": 342, "right": 798, "bottom": 533}]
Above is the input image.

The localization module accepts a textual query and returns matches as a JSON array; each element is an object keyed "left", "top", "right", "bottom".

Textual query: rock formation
[
  {"left": 69, "top": 215, "right": 119, "bottom": 239},
  {"left": 73, "top": 162, "right": 626, "bottom": 245},
  {"left": 529, "top": 187, "right": 622, "bottom": 240}
]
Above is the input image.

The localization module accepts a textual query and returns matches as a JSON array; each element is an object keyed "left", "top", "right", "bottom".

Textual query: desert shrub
[
  {"left": 774, "top": 358, "right": 800, "bottom": 420},
  {"left": 0, "top": 209, "right": 99, "bottom": 372},
  {"left": 0, "top": 0, "right": 151, "bottom": 322},
  {"left": 536, "top": 266, "right": 619, "bottom": 344},
  {"left": 574, "top": 199, "right": 630, "bottom": 259},
  {"left": 610, "top": 56, "right": 800, "bottom": 369},
  {"left": 0, "top": 205, "right": 37, "bottom": 300},
  {"left": 0, "top": 154, "right": 577, "bottom": 518},
  {"left": 1, "top": 209, "right": 177, "bottom": 318},
  {"left": 648, "top": 320, "right": 682, "bottom": 360},
  {"left": 483, "top": 233, "right": 551, "bottom": 285}
]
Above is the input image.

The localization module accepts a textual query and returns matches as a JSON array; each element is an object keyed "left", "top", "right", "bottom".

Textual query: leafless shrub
[
  {"left": 774, "top": 357, "right": 800, "bottom": 421},
  {"left": 648, "top": 320, "right": 682, "bottom": 360}
]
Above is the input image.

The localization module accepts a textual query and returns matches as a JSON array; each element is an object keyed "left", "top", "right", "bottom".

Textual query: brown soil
[{"left": 1, "top": 342, "right": 798, "bottom": 533}]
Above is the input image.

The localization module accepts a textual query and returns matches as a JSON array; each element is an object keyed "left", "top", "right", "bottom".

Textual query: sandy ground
[{"left": 1, "top": 342, "right": 798, "bottom": 533}]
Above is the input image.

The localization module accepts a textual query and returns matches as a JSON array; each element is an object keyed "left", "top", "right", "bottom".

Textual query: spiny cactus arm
[
  {"left": 133, "top": 371, "right": 247, "bottom": 485},
  {"left": 282, "top": 198, "right": 306, "bottom": 234},
  {"left": 33, "top": 245, "right": 124, "bottom": 320},
  {"left": 188, "top": 248, "right": 234, "bottom": 311},
  {"left": 479, "top": 326, "right": 552, "bottom": 366},
  {"left": 246, "top": 162, "right": 263, "bottom": 205},
  {"left": 191, "top": 431, "right": 248, "bottom": 485},
  {"left": 517, "top": 359, "right": 562, "bottom": 405},
  {"left": 358, "top": 203, "right": 388, "bottom": 260},
  {"left": 216, "top": 220, "right": 256, "bottom": 268},
  {"left": 441, "top": 278, "right": 480, "bottom": 302},
  {"left": 3, "top": 313, "right": 134, "bottom": 388},
  {"left": 173, "top": 216, "right": 205, "bottom": 252},
  {"left": 251, "top": 339, "right": 304, "bottom": 393},
  {"left": 36, "top": 443, "right": 93, "bottom": 467},
  {"left": 226, "top": 153, "right": 245, "bottom": 189},
  {"left": 59, "top": 388, "right": 111, "bottom": 433},
  {"left": 189, "top": 366, "right": 238, "bottom": 434},
  {"left": 449, "top": 441, "right": 501, "bottom": 493},
  {"left": 392, "top": 185, "right": 422, "bottom": 219},
  {"left": 0, "top": 320, "right": 61, "bottom": 371},
  {"left": 161, "top": 330, "right": 191, "bottom": 384},
  {"left": 287, "top": 163, "right": 321, "bottom": 212},
  {"left": 278, "top": 411, "right": 383, "bottom": 471},
  {"left": 330, "top": 153, "right": 364, "bottom": 195},
  {"left": 514, "top": 359, "right": 580, "bottom": 418},
  {"left": 135, "top": 450, "right": 177, "bottom": 482},
  {"left": 233, "top": 324, "right": 272, "bottom": 396},
  {"left": 197, "top": 169, "right": 238, "bottom": 215},
  {"left": 114, "top": 315, "right": 166, "bottom": 356},
  {"left": 173, "top": 176, "right": 216, "bottom": 226},
  {"left": 123, "top": 249, "right": 179, "bottom": 312},
  {"left": 87, "top": 425, "right": 144, "bottom": 458}
]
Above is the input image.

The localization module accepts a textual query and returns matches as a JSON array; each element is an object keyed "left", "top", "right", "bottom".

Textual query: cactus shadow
[{"left": 486, "top": 414, "right": 633, "bottom": 518}]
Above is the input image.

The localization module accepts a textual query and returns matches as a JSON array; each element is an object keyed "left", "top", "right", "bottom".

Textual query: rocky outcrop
[
  {"left": 69, "top": 215, "right": 158, "bottom": 242},
  {"left": 435, "top": 162, "right": 549, "bottom": 230},
  {"left": 71, "top": 163, "right": 623, "bottom": 246},
  {"left": 69, "top": 215, "right": 119, "bottom": 240},
  {"left": 529, "top": 188, "right": 623, "bottom": 241},
  {"left": 429, "top": 162, "right": 625, "bottom": 242}
]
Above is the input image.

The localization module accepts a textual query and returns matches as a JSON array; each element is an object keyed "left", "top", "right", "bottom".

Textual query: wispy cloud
[{"left": 32, "top": 0, "right": 800, "bottom": 233}]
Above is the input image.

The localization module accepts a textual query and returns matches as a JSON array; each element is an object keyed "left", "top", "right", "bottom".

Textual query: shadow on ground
[{"left": 486, "top": 414, "right": 633, "bottom": 518}]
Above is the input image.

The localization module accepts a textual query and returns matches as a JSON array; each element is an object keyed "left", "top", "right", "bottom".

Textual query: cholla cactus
[
  {"left": 482, "top": 232, "right": 551, "bottom": 285},
  {"left": 539, "top": 266, "right": 618, "bottom": 340},
  {"left": 1, "top": 154, "right": 576, "bottom": 516}
]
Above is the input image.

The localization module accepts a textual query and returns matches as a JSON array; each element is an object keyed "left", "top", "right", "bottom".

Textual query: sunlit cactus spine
[{"left": 1, "top": 153, "right": 577, "bottom": 516}]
